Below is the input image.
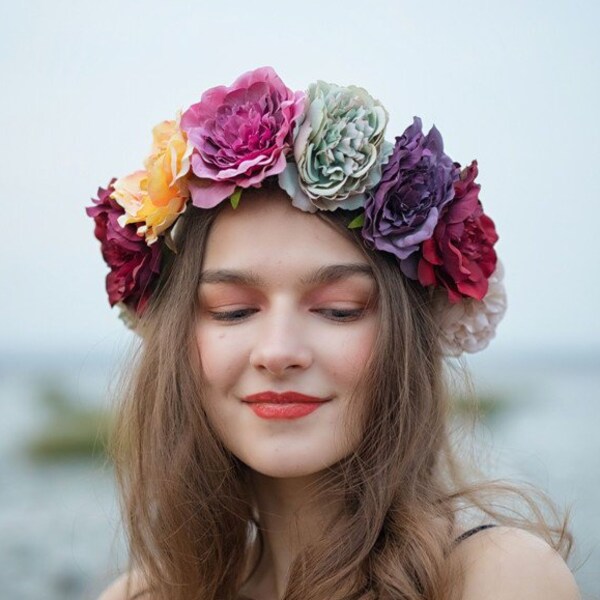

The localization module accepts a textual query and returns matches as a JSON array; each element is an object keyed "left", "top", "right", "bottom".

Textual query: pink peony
[{"left": 180, "top": 66, "right": 306, "bottom": 208}]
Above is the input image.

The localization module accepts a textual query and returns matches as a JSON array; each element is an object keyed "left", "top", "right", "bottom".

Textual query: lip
[
  {"left": 242, "top": 391, "right": 331, "bottom": 404},
  {"left": 246, "top": 402, "right": 326, "bottom": 420},
  {"left": 242, "top": 391, "right": 332, "bottom": 420}
]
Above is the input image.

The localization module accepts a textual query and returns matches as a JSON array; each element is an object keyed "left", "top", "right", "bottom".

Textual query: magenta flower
[
  {"left": 180, "top": 66, "right": 306, "bottom": 208},
  {"left": 85, "top": 180, "right": 162, "bottom": 315},
  {"left": 417, "top": 160, "right": 499, "bottom": 303}
]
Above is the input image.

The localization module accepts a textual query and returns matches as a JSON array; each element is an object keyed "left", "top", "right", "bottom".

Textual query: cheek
[
  {"left": 332, "top": 324, "right": 378, "bottom": 444},
  {"left": 194, "top": 326, "right": 245, "bottom": 386},
  {"left": 193, "top": 327, "right": 248, "bottom": 440},
  {"left": 326, "top": 320, "right": 378, "bottom": 383}
]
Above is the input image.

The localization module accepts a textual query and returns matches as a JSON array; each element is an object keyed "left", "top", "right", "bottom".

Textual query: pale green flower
[{"left": 278, "top": 80, "right": 393, "bottom": 212}]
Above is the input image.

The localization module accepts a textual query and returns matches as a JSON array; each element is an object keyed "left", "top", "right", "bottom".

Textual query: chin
[
  {"left": 246, "top": 461, "right": 330, "bottom": 479},
  {"left": 238, "top": 443, "right": 349, "bottom": 479}
]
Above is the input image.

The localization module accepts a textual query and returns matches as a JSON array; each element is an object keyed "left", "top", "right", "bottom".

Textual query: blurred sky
[{"left": 1, "top": 0, "right": 599, "bottom": 357}]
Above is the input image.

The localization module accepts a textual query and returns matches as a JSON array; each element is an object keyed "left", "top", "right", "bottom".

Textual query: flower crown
[{"left": 86, "top": 66, "right": 506, "bottom": 356}]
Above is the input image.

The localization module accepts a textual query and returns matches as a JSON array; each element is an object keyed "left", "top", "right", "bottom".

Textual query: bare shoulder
[
  {"left": 455, "top": 526, "right": 580, "bottom": 600},
  {"left": 97, "top": 570, "right": 150, "bottom": 600}
]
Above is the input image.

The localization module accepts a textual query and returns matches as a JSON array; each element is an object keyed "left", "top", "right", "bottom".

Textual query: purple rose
[
  {"left": 361, "top": 117, "right": 459, "bottom": 265},
  {"left": 86, "top": 180, "right": 162, "bottom": 315},
  {"left": 180, "top": 66, "right": 306, "bottom": 208}
]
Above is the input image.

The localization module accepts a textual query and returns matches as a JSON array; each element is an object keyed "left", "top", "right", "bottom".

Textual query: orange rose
[
  {"left": 110, "top": 170, "right": 184, "bottom": 245},
  {"left": 110, "top": 114, "right": 193, "bottom": 244},
  {"left": 144, "top": 112, "right": 193, "bottom": 206}
]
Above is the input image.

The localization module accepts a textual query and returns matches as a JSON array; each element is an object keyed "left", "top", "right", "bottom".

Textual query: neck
[{"left": 241, "top": 470, "right": 342, "bottom": 600}]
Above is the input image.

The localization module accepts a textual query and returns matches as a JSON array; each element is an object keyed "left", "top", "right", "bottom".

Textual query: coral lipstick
[
  {"left": 243, "top": 391, "right": 331, "bottom": 420},
  {"left": 248, "top": 403, "right": 322, "bottom": 419}
]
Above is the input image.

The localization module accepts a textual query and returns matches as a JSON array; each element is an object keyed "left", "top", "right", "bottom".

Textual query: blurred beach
[{"left": 0, "top": 348, "right": 598, "bottom": 599}]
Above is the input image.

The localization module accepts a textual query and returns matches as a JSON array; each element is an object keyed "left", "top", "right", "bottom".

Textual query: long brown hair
[{"left": 110, "top": 185, "right": 574, "bottom": 600}]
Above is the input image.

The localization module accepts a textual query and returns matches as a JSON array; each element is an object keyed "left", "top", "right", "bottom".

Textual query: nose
[{"left": 248, "top": 302, "right": 313, "bottom": 377}]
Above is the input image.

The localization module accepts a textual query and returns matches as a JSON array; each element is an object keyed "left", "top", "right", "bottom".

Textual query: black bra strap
[{"left": 453, "top": 523, "right": 497, "bottom": 545}]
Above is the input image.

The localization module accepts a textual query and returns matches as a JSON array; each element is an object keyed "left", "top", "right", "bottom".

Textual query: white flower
[{"left": 434, "top": 261, "right": 507, "bottom": 356}]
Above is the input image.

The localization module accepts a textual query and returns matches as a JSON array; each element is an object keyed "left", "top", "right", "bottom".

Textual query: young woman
[{"left": 88, "top": 67, "right": 580, "bottom": 600}]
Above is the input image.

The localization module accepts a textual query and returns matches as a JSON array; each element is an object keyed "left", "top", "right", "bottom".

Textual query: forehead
[{"left": 202, "top": 193, "right": 368, "bottom": 272}]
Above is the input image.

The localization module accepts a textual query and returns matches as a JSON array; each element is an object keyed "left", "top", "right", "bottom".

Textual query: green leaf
[
  {"left": 230, "top": 187, "right": 242, "bottom": 209},
  {"left": 347, "top": 213, "right": 365, "bottom": 229}
]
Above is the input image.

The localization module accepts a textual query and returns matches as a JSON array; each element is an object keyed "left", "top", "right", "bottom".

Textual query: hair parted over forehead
[{"left": 86, "top": 66, "right": 506, "bottom": 357}]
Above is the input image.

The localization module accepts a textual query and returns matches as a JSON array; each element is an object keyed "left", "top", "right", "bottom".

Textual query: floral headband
[{"left": 86, "top": 66, "right": 506, "bottom": 356}]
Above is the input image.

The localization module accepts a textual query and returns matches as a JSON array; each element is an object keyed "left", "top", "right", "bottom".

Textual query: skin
[{"left": 193, "top": 188, "right": 379, "bottom": 599}]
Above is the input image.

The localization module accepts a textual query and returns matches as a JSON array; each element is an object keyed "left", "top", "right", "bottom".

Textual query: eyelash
[{"left": 208, "top": 308, "right": 366, "bottom": 323}]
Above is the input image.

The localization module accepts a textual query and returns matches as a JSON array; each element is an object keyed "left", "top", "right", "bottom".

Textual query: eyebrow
[{"left": 198, "top": 263, "right": 375, "bottom": 287}]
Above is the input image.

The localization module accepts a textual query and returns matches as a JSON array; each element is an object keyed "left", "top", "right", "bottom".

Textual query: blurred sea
[{"left": 0, "top": 349, "right": 598, "bottom": 599}]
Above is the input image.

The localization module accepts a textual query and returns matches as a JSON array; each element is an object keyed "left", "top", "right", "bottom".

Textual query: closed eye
[
  {"left": 207, "top": 308, "right": 366, "bottom": 323},
  {"left": 208, "top": 308, "right": 258, "bottom": 322},
  {"left": 312, "top": 308, "right": 365, "bottom": 322}
]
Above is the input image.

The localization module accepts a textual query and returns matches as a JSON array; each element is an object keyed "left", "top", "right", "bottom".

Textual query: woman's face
[{"left": 194, "top": 190, "right": 379, "bottom": 479}]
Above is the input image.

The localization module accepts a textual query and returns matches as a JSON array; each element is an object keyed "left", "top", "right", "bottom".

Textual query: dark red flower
[
  {"left": 86, "top": 180, "right": 162, "bottom": 315},
  {"left": 417, "top": 160, "right": 498, "bottom": 303}
]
